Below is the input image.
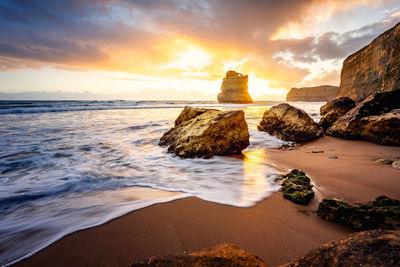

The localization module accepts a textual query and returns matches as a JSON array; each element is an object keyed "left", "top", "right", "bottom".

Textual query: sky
[{"left": 0, "top": 0, "right": 399, "bottom": 100}]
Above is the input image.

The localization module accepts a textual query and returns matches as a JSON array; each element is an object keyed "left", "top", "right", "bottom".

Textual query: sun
[{"left": 164, "top": 46, "right": 212, "bottom": 70}]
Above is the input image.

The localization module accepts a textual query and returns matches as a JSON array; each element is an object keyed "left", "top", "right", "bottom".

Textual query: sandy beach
[{"left": 16, "top": 136, "right": 399, "bottom": 267}]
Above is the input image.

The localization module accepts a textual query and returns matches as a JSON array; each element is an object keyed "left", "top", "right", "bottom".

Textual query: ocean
[{"left": 0, "top": 100, "right": 324, "bottom": 266}]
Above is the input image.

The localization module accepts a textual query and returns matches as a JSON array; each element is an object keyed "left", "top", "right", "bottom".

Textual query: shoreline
[{"left": 15, "top": 136, "right": 400, "bottom": 266}]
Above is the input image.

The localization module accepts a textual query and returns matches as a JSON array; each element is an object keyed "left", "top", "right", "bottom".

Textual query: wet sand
[{"left": 17, "top": 136, "right": 400, "bottom": 267}]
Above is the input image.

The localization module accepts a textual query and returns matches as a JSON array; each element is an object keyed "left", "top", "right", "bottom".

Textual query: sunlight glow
[{"left": 163, "top": 46, "right": 212, "bottom": 70}]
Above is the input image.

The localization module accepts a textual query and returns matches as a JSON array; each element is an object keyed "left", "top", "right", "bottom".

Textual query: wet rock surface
[
  {"left": 327, "top": 90, "right": 400, "bottom": 145},
  {"left": 319, "top": 97, "right": 356, "bottom": 130},
  {"left": 258, "top": 103, "right": 323, "bottom": 142},
  {"left": 159, "top": 106, "right": 250, "bottom": 158},
  {"left": 284, "top": 230, "right": 400, "bottom": 267},
  {"left": 280, "top": 169, "right": 314, "bottom": 205},
  {"left": 317, "top": 196, "right": 400, "bottom": 230},
  {"left": 132, "top": 243, "right": 267, "bottom": 267}
]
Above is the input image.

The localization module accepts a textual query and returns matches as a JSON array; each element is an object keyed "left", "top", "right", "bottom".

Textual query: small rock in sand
[
  {"left": 392, "top": 161, "right": 400, "bottom": 169},
  {"left": 311, "top": 150, "right": 324, "bottom": 153},
  {"left": 328, "top": 155, "right": 338, "bottom": 159},
  {"left": 376, "top": 159, "right": 394, "bottom": 165}
]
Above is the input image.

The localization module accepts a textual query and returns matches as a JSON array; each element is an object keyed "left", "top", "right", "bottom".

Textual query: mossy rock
[
  {"left": 317, "top": 196, "right": 400, "bottom": 230},
  {"left": 280, "top": 169, "right": 314, "bottom": 205}
]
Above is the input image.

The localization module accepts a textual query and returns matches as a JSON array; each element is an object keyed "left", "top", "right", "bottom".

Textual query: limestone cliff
[
  {"left": 337, "top": 22, "right": 400, "bottom": 102},
  {"left": 217, "top": 71, "right": 253, "bottom": 103},
  {"left": 286, "top": 85, "right": 339, "bottom": 102}
]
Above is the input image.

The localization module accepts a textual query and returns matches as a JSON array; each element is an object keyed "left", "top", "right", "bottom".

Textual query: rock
[
  {"left": 159, "top": 106, "right": 249, "bottom": 158},
  {"left": 327, "top": 90, "right": 400, "bottom": 145},
  {"left": 279, "top": 143, "right": 300, "bottom": 151},
  {"left": 217, "top": 70, "right": 253, "bottom": 103},
  {"left": 337, "top": 22, "right": 400, "bottom": 102},
  {"left": 133, "top": 243, "right": 267, "bottom": 266},
  {"left": 376, "top": 159, "right": 394, "bottom": 165},
  {"left": 286, "top": 85, "right": 339, "bottom": 102},
  {"left": 319, "top": 97, "right": 356, "bottom": 130},
  {"left": 328, "top": 155, "right": 338, "bottom": 159},
  {"left": 393, "top": 161, "right": 400, "bottom": 169},
  {"left": 283, "top": 230, "right": 400, "bottom": 267},
  {"left": 317, "top": 196, "right": 400, "bottom": 230},
  {"left": 280, "top": 169, "right": 314, "bottom": 205},
  {"left": 311, "top": 150, "right": 324, "bottom": 153},
  {"left": 257, "top": 103, "right": 323, "bottom": 142}
]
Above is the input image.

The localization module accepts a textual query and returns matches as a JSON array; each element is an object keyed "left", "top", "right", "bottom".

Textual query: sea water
[{"left": 0, "top": 100, "right": 323, "bottom": 265}]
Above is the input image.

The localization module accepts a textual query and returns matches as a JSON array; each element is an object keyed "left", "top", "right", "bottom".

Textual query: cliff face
[
  {"left": 217, "top": 71, "right": 253, "bottom": 103},
  {"left": 286, "top": 85, "right": 339, "bottom": 102},
  {"left": 338, "top": 22, "right": 400, "bottom": 102}
]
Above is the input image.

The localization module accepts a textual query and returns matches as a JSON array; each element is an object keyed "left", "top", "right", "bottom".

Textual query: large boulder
[
  {"left": 319, "top": 97, "right": 356, "bottom": 130},
  {"left": 133, "top": 244, "right": 267, "bottom": 266},
  {"left": 337, "top": 22, "right": 400, "bottom": 102},
  {"left": 257, "top": 103, "right": 323, "bottom": 142},
  {"left": 317, "top": 196, "right": 400, "bottom": 230},
  {"left": 284, "top": 230, "right": 400, "bottom": 267},
  {"left": 217, "top": 70, "right": 253, "bottom": 103},
  {"left": 286, "top": 85, "right": 339, "bottom": 102},
  {"left": 327, "top": 90, "right": 400, "bottom": 145},
  {"left": 159, "top": 106, "right": 250, "bottom": 158}
]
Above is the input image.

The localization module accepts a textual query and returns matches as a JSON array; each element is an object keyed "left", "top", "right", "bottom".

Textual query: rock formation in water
[
  {"left": 319, "top": 97, "right": 356, "bottom": 130},
  {"left": 326, "top": 90, "right": 400, "bottom": 145},
  {"left": 337, "top": 22, "right": 400, "bottom": 102},
  {"left": 257, "top": 103, "right": 323, "bottom": 142},
  {"left": 159, "top": 106, "right": 249, "bottom": 158},
  {"left": 217, "top": 70, "right": 253, "bottom": 103},
  {"left": 284, "top": 230, "right": 400, "bottom": 267},
  {"left": 133, "top": 243, "right": 267, "bottom": 266},
  {"left": 286, "top": 85, "right": 339, "bottom": 102}
]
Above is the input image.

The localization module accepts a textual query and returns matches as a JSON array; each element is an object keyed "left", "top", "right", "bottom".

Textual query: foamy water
[{"left": 0, "top": 100, "right": 324, "bottom": 265}]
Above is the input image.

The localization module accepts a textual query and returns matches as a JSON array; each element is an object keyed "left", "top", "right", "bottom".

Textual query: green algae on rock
[
  {"left": 280, "top": 169, "right": 314, "bottom": 205},
  {"left": 317, "top": 196, "right": 400, "bottom": 230}
]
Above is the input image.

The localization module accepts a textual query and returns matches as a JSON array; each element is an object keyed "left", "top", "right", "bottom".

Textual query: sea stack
[
  {"left": 337, "top": 22, "right": 400, "bottom": 102},
  {"left": 217, "top": 70, "right": 253, "bottom": 103}
]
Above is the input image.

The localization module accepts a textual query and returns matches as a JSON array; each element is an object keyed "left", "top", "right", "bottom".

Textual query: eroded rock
[
  {"left": 159, "top": 106, "right": 249, "bottom": 158},
  {"left": 258, "top": 103, "right": 323, "bottom": 142},
  {"left": 286, "top": 85, "right": 339, "bottom": 102},
  {"left": 280, "top": 169, "right": 314, "bottom": 205},
  {"left": 133, "top": 243, "right": 267, "bottom": 266},
  {"left": 319, "top": 97, "right": 356, "bottom": 130},
  {"left": 217, "top": 70, "right": 253, "bottom": 103},
  {"left": 327, "top": 90, "right": 400, "bottom": 145},
  {"left": 284, "top": 230, "right": 400, "bottom": 267},
  {"left": 337, "top": 22, "right": 400, "bottom": 102},
  {"left": 317, "top": 196, "right": 400, "bottom": 230}
]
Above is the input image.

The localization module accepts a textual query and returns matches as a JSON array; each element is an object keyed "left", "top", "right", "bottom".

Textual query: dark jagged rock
[
  {"left": 317, "top": 196, "right": 400, "bottom": 230},
  {"left": 286, "top": 85, "right": 339, "bottom": 102},
  {"left": 327, "top": 90, "right": 400, "bottom": 145},
  {"left": 280, "top": 169, "right": 314, "bottom": 205},
  {"left": 284, "top": 230, "right": 400, "bottom": 267},
  {"left": 257, "top": 103, "right": 323, "bottom": 142},
  {"left": 319, "top": 97, "right": 356, "bottom": 130},
  {"left": 217, "top": 70, "right": 253, "bottom": 103},
  {"left": 132, "top": 243, "right": 267, "bottom": 267},
  {"left": 337, "top": 22, "right": 400, "bottom": 102},
  {"left": 159, "top": 106, "right": 249, "bottom": 158}
]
